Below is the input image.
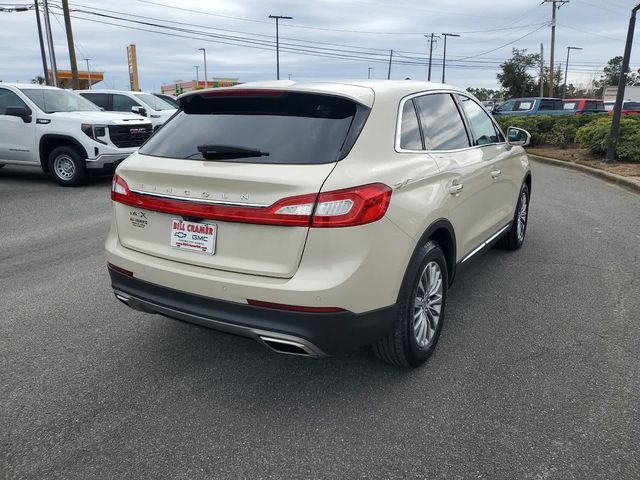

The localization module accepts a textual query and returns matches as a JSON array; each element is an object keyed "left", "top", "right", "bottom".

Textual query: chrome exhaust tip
[{"left": 259, "top": 336, "right": 319, "bottom": 357}]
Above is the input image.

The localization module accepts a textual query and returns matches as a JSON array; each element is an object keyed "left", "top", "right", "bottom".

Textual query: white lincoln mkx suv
[{"left": 106, "top": 80, "right": 532, "bottom": 368}]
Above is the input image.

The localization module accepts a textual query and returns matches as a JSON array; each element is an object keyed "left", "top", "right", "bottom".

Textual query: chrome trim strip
[
  {"left": 113, "top": 290, "right": 326, "bottom": 357},
  {"left": 128, "top": 188, "right": 269, "bottom": 208},
  {"left": 461, "top": 223, "right": 511, "bottom": 263}
]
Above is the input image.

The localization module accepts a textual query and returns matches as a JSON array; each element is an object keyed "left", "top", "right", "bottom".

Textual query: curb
[{"left": 528, "top": 154, "right": 640, "bottom": 195}]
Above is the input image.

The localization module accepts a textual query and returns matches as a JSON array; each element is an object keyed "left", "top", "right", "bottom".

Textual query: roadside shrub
[
  {"left": 575, "top": 116, "right": 640, "bottom": 162},
  {"left": 494, "top": 113, "right": 609, "bottom": 148}
]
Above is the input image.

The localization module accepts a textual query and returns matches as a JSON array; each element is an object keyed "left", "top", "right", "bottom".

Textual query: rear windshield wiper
[{"left": 195, "top": 144, "right": 269, "bottom": 159}]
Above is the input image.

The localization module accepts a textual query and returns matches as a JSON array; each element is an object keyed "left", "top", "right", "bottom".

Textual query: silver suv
[{"left": 106, "top": 80, "right": 532, "bottom": 367}]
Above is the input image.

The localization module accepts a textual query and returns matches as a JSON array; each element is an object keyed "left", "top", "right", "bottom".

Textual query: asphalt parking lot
[{"left": 1, "top": 161, "right": 639, "bottom": 479}]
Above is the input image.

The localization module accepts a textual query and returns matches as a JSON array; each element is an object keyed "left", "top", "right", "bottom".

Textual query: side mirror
[
  {"left": 507, "top": 127, "right": 531, "bottom": 146},
  {"left": 5, "top": 105, "right": 32, "bottom": 123},
  {"left": 131, "top": 105, "right": 147, "bottom": 117}
]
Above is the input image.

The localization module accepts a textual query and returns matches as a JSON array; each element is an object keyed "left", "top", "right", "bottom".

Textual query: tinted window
[
  {"left": 585, "top": 101, "right": 604, "bottom": 111},
  {"left": 497, "top": 100, "right": 516, "bottom": 112},
  {"left": 0, "top": 88, "right": 28, "bottom": 114},
  {"left": 80, "top": 92, "right": 109, "bottom": 109},
  {"left": 112, "top": 94, "right": 141, "bottom": 111},
  {"left": 139, "top": 92, "right": 365, "bottom": 164},
  {"left": 399, "top": 100, "right": 423, "bottom": 150},
  {"left": 625, "top": 101, "right": 640, "bottom": 109},
  {"left": 459, "top": 96, "right": 500, "bottom": 146},
  {"left": 413, "top": 93, "right": 469, "bottom": 150}
]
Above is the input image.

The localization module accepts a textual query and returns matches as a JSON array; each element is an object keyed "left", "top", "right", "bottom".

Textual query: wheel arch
[
  {"left": 397, "top": 218, "right": 458, "bottom": 304},
  {"left": 39, "top": 135, "right": 88, "bottom": 172}
]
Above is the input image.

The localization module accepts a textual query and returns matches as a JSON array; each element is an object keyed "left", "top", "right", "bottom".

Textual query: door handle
[
  {"left": 490, "top": 169, "right": 502, "bottom": 179},
  {"left": 449, "top": 181, "right": 464, "bottom": 195}
]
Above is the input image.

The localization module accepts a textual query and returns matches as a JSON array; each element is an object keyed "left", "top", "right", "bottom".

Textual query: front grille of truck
[{"left": 108, "top": 124, "right": 152, "bottom": 148}]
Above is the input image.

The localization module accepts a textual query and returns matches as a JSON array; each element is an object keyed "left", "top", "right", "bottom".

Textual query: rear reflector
[
  {"left": 111, "top": 174, "right": 391, "bottom": 228},
  {"left": 107, "top": 262, "right": 133, "bottom": 277},
  {"left": 247, "top": 299, "right": 345, "bottom": 313}
]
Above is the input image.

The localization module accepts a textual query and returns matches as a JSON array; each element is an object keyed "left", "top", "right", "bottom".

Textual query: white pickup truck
[{"left": 0, "top": 84, "right": 153, "bottom": 186}]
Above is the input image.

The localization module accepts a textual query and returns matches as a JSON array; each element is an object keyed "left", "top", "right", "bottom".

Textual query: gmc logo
[{"left": 130, "top": 128, "right": 146, "bottom": 134}]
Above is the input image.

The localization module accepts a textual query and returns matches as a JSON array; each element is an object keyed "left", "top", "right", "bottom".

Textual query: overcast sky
[{"left": 1, "top": 0, "right": 639, "bottom": 92}]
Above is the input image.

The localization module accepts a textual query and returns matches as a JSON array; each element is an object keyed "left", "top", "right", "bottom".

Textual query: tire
[
  {"left": 0, "top": 164, "right": 5, "bottom": 168},
  {"left": 496, "top": 183, "right": 530, "bottom": 251},
  {"left": 48, "top": 146, "right": 87, "bottom": 187},
  {"left": 372, "top": 240, "right": 448, "bottom": 368}
]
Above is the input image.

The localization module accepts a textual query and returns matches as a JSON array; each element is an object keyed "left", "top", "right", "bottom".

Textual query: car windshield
[
  {"left": 134, "top": 93, "right": 175, "bottom": 111},
  {"left": 20, "top": 88, "right": 100, "bottom": 113}
]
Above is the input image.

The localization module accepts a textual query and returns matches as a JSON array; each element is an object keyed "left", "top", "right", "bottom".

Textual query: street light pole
[
  {"left": 198, "top": 48, "right": 208, "bottom": 88},
  {"left": 194, "top": 65, "right": 199, "bottom": 85},
  {"left": 33, "top": 1, "right": 50, "bottom": 85},
  {"left": 441, "top": 33, "right": 460, "bottom": 83},
  {"left": 606, "top": 3, "right": 640, "bottom": 163},
  {"left": 42, "top": 0, "right": 58, "bottom": 87},
  {"left": 368, "top": 67, "right": 372, "bottom": 79},
  {"left": 84, "top": 58, "right": 91, "bottom": 89},
  {"left": 269, "top": 15, "right": 292, "bottom": 80},
  {"left": 563, "top": 46, "right": 582, "bottom": 98}
]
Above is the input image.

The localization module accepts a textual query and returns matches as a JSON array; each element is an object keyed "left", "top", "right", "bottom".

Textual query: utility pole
[
  {"left": 33, "top": 1, "right": 49, "bottom": 85},
  {"left": 387, "top": 49, "right": 393, "bottom": 79},
  {"left": 42, "top": 0, "right": 58, "bottom": 87},
  {"left": 563, "top": 46, "right": 582, "bottom": 98},
  {"left": 268, "top": 15, "right": 292, "bottom": 80},
  {"left": 544, "top": 0, "right": 569, "bottom": 97},
  {"left": 540, "top": 43, "right": 544, "bottom": 97},
  {"left": 607, "top": 3, "right": 640, "bottom": 163},
  {"left": 198, "top": 48, "right": 208, "bottom": 88},
  {"left": 441, "top": 33, "right": 460, "bottom": 83},
  {"left": 61, "top": 0, "right": 79, "bottom": 89},
  {"left": 194, "top": 65, "right": 199, "bottom": 85},
  {"left": 84, "top": 58, "right": 91, "bottom": 89},
  {"left": 368, "top": 67, "right": 372, "bottom": 79},
  {"left": 424, "top": 34, "right": 440, "bottom": 81}
]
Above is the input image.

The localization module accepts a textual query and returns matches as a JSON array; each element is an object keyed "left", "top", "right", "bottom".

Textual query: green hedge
[{"left": 494, "top": 113, "right": 640, "bottom": 162}]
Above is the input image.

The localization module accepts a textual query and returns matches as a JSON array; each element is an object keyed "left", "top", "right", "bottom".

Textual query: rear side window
[
  {"left": 585, "top": 101, "right": 604, "bottom": 111},
  {"left": 458, "top": 96, "right": 501, "bottom": 146},
  {"left": 399, "top": 100, "right": 423, "bottom": 150},
  {"left": 139, "top": 91, "right": 367, "bottom": 164},
  {"left": 81, "top": 93, "right": 109, "bottom": 110},
  {"left": 413, "top": 93, "right": 469, "bottom": 150},
  {"left": 516, "top": 101, "right": 533, "bottom": 111}
]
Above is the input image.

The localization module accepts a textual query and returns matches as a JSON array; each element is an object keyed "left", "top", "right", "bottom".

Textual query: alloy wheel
[{"left": 413, "top": 261, "right": 443, "bottom": 349}]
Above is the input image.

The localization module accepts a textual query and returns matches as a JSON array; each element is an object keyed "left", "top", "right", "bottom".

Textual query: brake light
[{"left": 111, "top": 174, "right": 391, "bottom": 228}]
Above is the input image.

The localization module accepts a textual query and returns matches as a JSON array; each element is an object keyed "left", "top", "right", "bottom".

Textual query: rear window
[
  {"left": 139, "top": 91, "right": 367, "bottom": 164},
  {"left": 585, "top": 101, "right": 604, "bottom": 111}
]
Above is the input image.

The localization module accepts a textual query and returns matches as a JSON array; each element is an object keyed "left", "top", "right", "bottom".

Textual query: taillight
[{"left": 111, "top": 175, "right": 391, "bottom": 228}]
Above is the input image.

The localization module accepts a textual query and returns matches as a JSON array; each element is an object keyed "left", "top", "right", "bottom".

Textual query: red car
[
  {"left": 562, "top": 98, "right": 606, "bottom": 115},
  {"left": 607, "top": 101, "right": 640, "bottom": 115}
]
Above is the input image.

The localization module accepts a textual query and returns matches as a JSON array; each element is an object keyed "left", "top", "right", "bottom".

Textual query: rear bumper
[{"left": 108, "top": 265, "right": 397, "bottom": 356}]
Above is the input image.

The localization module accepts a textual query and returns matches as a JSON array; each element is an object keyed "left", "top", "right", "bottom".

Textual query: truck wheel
[{"left": 48, "top": 146, "right": 87, "bottom": 187}]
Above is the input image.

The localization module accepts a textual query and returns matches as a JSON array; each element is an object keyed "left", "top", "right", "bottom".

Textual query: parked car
[
  {"left": 0, "top": 84, "right": 152, "bottom": 186},
  {"left": 606, "top": 100, "right": 640, "bottom": 115},
  {"left": 562, "top": 98, "right": 606, "bottom": 115},
  {"left": 77, "top": 89, "right": 177, "bottom": 130},
  {"left": 153, "top": 93, "right": 179, "bottom": 108},
  {"left": 493, "top": 97, "right": 570, "bottom": 116},
  {"left": 106, "top": 81, "right": 532, "bottom": 368}
]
